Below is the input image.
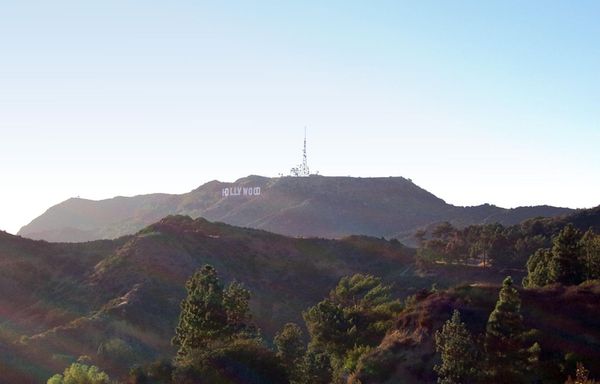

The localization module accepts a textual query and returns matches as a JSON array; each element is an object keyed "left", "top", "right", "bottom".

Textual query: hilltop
[{"left": 18, "top": 175, "right": 573, "bottom": 243}]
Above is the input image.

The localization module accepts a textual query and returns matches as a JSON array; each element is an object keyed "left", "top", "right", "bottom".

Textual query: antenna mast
[
  {"left": 289, "top": 127, "right": 311, "bottom": 177},
  {"left": 301, "top": 127, "right": 309, "bottom": 176}
]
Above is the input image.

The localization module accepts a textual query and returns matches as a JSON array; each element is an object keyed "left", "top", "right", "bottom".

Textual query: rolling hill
[
  {"left": 0, "top": 215, "right": 422, "bottom": 382},
  {"left": 18, "top": 175, "right": 574, "bottom": 243},
  {"left": 2, "top": 208, "right": 599, "bottom": 382}
]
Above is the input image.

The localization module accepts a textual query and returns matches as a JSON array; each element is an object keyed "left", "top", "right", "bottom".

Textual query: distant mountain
[{"left": 18, "top": 175, "right": 575, "bottom": 243}]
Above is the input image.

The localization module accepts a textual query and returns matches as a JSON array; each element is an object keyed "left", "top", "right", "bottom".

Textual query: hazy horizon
[{"left": 2, "top": 1, "right": 599, "bottom": 234}]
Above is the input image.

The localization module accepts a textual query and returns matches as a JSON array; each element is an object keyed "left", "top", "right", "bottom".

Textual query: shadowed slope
[
  {"left": 353, "top": 283, "right": 600, "bottom": 384},
  {"left": 0, "top": 216, "right": 417, "bottom": 382}
]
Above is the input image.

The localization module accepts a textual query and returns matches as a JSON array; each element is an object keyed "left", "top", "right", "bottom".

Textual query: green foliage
[
  {"left": 524, "top": 225, "right": 600, "bottom": 287},
  {"left": 47, "top": 363, "right": 110, "bottom": 384},
  {"left": 342, "top": 345, "right": 373, "bottom": 378},
  {"left": 432, "top": 222, "right": 454, "bottom": 240},
  {"left": 417, "top": 222, "right": 538, "bottom": 268},
  {"left": 172, "top": 265, "right": 253, "bottom": 360},
  {"left": 415, "top": 245, "right": 444, "bottom": 267},
  {"left": 349, "top": 346, "right": 397, "bottom": 384},
  {"left": 169, "top": 265, "right": 290, "bottom": 383},
  {"left": 486, "top": 276, "right": 523, "bottom": 352},
  {"left": 97, "top": 338, "right": 135, "bottom": 363},
  {"left": 127, "top": 360, "right": 173, "bottom": 384},
  {"left": 514, "top": 234, "right": 548, "bottom": 263},
  {"left": 581, "top": 230, "right": 600, "bottom": 280},
  {"left": 303, "top": 274, "right": 401, "bottom": 381},
  {"left": 434, "top": 310, "right": 480, "bottom": 384},
  {"left": 466, "top": 224, "right": 509, "bottom": 267},
  {"left": 304, "top": 300, "right": 350, "bottom": 357},
  {"left": 223, "top": 280, "right": 253, "bottom": 334},
  {"left": 549, "top": 224, "right": 584, "bottom": 285},
  {"left": 274, "top": 322, "right": 305, "bottom": 384},
  {"left": 172, "top": 265, "right": 228, "bottom": 356},
  {"left": 523, "top": 248, "right": 552, "bottom": 288},
  {"left": 172, "top": 338, "right": 288, "bottom": 384},
  {"left": 485, "top": 277, "right": 538, "bottom": 383},
  {"left": 301, "top": 348, "right": 332, "bottom": 384},
  {"left": 417, "top": 217, "right": 599, "bottom": 270}
]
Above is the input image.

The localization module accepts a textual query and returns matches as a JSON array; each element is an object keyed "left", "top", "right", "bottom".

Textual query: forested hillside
[
  {"left": 2, "top": 207, "right": 598, "bottom": 383},
  {"left": 1, "top": 216, "right": 421, "bottom": 382}
]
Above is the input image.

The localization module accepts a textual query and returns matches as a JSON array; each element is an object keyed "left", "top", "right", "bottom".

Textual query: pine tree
[
  {"left": 485, "top": 276, "right": 538, "bottom": 383},
  {"left": 523, "top": 248, "right": 552, "bottom": 288},
  {"left": 303, "top": 274, "right": 401, "bottom": 366},
  {"left": 549, "top": 224, "right": 584, "bottom": 285},
  {"left": 303, "top": 274, "right": 401, "bottom": 382},
  {"left": 434, "top": 310, "right": 479, "bottom": 384},
  {"left": 581, "top": 230, "right": 600, "bottom": 280},
  {"left": 173, "top": 265, "right": 228, "bottom": 358},
  {"left": 223, "top": 280, "right": 253, "bottom": 335},
  {"left": 274, "top": 323, "right": 305, "bottom": 384},
  {"left": 301, "top": 348, "right": 332, "bottom": 384},
  {"left": 172, "top": 265, "right": 252, "bottom": 360}
]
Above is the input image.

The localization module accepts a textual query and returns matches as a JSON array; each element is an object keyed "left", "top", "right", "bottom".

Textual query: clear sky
[{"left": 1, "top": 1, "right": 599, "bottom": 234}]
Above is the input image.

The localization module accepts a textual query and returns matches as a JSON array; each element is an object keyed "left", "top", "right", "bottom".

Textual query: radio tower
[
  {"left": 290, "top": 127, "right": 310, "bottom": 177},
  {"left": 301, "top": 127, "right": 310, "bottom": 176}
]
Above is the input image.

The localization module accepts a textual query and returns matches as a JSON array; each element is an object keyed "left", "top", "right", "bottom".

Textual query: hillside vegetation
[
  {"left": 0, "top": 216, "right": 425, "bottom": 382},
  {"left": 1, "top": 207, "right": 598, "bottom": 383},
  {"left": 352, "top": 283, "right": 600, "bottom": 384}
]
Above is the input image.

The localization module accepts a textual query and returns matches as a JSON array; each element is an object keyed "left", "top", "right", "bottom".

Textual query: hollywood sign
[{"left": 222, "top": 186, "right": 261, "bottom": 198}]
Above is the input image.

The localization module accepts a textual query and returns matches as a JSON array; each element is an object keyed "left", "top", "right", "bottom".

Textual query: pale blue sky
[{"left": 1, "top": 1, "right": 599, "bottom": 234}]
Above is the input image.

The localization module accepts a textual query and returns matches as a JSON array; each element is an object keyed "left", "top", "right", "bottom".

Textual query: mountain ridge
[{"left": 19, "top": 175, "right": 575, "bottom": 243}]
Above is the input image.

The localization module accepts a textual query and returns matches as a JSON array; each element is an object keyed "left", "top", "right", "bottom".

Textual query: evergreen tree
[
  {"left": 172, "top": 338, "right": 289, "bottom": 384},
  {"left": 549, "top": 224, "right": 584, "bottom": 285},
  {"left": 523, "top": 248, "right": 552, "bottom": 288},
  {"left": 274, "top": 323, "right": 305, "bottom": 384},
  {"left": 47, "top": 363, "right": 110, "bottom": 384},
  {"left": 434, "top": 310, "right": 479, "bottom": 384},
  {"left": 127, "top": 360, "right": 173, "bottom": 384},
  {"left": 432, "top": 222, "right": 454, "bottom": 241},
  {"left": 303, "top": 274, "right": 401, "bottom": 381},
  {"left": 173, "top": 265, "right": 228, "bottom": 358},
  {"left": 581, "top": 230, "right": 600, "bottom": 280},
  {"left": 170, "top": 266, "right": 288, "bottom": 382},
  {"left": 172, "top": 265, "right": 252, "bottom": 360},
  {"left": 223, "top": 280, "right": 253, "bottom": 334},
  {"left": 485, "top": 276, "right": 538, "bottom": 383},
  {"left": 301, "top": 348, "right": 332, "bottom": 384},
  {"left": 304, "top": 299, "right": 349, "bottom": 358},
  {"left": 469, "top": 225, "right": 496, "bottom": 267},
  {"left": 487, "top": 230, "right": 514, "bottom": 267}
]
